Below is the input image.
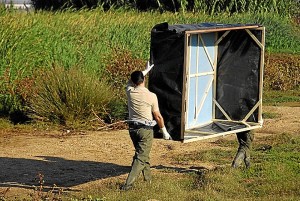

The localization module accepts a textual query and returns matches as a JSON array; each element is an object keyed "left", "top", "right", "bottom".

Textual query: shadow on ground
[{"left": 0, "top": 156, "right": 130, "bottom": 190}]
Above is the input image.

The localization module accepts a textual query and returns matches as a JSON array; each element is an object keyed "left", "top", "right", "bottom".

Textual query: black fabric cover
[
  {"left": 149, "top": 23, "right": 185, "bottom": 141},
  {"left": 148, "top": 22, "right": 262, "bottom": 141},
  {"left": 216, "top": 30, "right": 262, "bottom": 122}
]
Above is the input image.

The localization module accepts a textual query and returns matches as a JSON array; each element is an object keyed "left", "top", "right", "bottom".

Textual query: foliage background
[{"left": 0, "top": 0, "right": 299, "bottom": 126}]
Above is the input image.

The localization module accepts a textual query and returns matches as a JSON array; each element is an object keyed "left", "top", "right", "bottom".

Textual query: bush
[
  {"left": 264, "top": 53, "right": 300, "bottom": 91},
  {"left": 28, "top": 66, "right": 114, "bottom": 125},
  {"left": 104, "top": 48, "right": 145, "bottom": 100},
  {"left": 105, "top": 99, "right": 127, "bottom": 124},
  {"left": 101, "top": 48, "right": 146, "bottom": 124},
  {"left": 0, "top": 67, "right": 33, "bottom": 123}
]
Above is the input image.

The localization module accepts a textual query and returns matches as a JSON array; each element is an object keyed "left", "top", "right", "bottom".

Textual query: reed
[
  {"left": 0, "top": 10, "right": 298, "bottom": 77},
  {"left": 28, "top": 0, "right": 300, "bottom": 16},
  {"left": 27, "top": 66, "right": 113, "bottom": 125},
  {"left": 0, "top": 7, "right": 299, "bottom": 123}
]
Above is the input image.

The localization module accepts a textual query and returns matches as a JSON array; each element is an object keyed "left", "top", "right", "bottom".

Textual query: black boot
[
  {"left": 232, "top": 149, "right": 246, "bottom": 168},
  {"left": 244, "top": 156, "right": 251, "bottom": 169},
  {"left": 244, "top": 150, "right": 251, "bottom": 168},
  {"left": 232, "top": 131, "right": 254, "bottom": 168}
]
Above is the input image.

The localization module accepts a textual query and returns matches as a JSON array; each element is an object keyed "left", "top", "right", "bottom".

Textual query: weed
[
  {"left": 103, "top": 48, "right": 145, "bottom": 101},
  {"left": 174, "top": 148, "right": 235, "bottom": 166},
  {"left": 0, "top": 67, "right": 33, "bottom": 123},
  {"left": 70, "top": 195, "right": 106, "bottom": 201},
  {"left": 30, "top": 172, "right": 63, "bottom": 201},
  {"left": 211, "top": 138, "right": 236, "bottom": 147}
]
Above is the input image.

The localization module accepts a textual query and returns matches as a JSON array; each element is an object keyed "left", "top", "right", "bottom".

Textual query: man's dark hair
[{"left": 131, "top": 71, "right": 144, "bottom": 85}]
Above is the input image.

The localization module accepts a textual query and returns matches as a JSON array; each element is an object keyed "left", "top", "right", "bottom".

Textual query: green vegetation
[
  {"left": 262, "top": 112, "right": 280, "bottom": 119},
  {"left": 27, "top": 66, "right": 113, "bottom": 126},
  {"left": 30, "top": 0, "right": 300, "bottom": 16},
  {"left": 0, "top": 1, "right": 299, "bottom": 126},
  {"left": 263, "top": 90, "right": 300, "bottom": 106},
  {"left": 0, "top": 3, "right": 299, "bottom": 200}
]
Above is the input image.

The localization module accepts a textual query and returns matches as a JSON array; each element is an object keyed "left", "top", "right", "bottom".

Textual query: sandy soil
[{"left": 0, "top": 105, "right": 299, "bottom": 199}]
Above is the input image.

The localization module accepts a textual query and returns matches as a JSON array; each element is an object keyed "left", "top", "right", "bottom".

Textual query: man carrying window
[{"left": 121, "top": 62, "right": 172, "bottom": 190}]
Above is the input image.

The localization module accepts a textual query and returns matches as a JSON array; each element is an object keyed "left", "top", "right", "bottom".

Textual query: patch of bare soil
[{"left": 0, "top": 106, "right": 299, "bottom": 199}]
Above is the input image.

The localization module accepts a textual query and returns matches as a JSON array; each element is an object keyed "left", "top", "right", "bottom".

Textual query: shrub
[
  {"left": 104, "top": 48, "right": 145, "bottom": 101},
  {"left": 28, "top": 66, "right": 113, "bottom": 125},
  {"left": 101, "top": 49, "right": 146, "bottom": 124},
  {"left": 264, "top": 53, "right": 300, "bottom": 91},
  {"left": 0, "top": 67, "right": 33, "bottom": 123}
]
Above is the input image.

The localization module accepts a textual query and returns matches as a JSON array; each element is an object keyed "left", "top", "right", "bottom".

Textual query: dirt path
[{"left": 0, "top": 106, "right": 299, "bottom": 199}]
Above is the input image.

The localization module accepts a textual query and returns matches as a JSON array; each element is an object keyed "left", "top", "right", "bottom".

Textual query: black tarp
[
  {"left": 149, "top": 22, "right": 262, "bottom": 141},
  {"left": 216, "top": 30, "right": 262, "bottom": 122}
]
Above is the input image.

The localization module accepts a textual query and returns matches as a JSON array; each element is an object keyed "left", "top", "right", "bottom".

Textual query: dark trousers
[
  {"left": 124, "top": 127, "right": 153, "bottom": 187},
  {"left": 236, "top": 130, "right": 254, "bottom": 155}
]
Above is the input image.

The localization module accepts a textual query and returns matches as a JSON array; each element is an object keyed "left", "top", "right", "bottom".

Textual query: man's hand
[
  {"left": 142, "top": 61, "right": 154, "bottom": 76},
  {"left": 160, "top": 126, "right": 172, "bottom": 140}
]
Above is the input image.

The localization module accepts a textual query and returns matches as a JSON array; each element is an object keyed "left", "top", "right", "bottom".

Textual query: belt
[{"left": 129, "top": 122, "right": 153, "bottom": 130}]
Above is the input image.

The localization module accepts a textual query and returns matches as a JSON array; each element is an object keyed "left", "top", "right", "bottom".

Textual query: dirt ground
[{"left": 0, "top": 105, "right": 299, "bottom": 199}]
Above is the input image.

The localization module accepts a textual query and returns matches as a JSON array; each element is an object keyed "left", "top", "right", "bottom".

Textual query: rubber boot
[
  {"left": 244, "top": 151, "right": 251, "bottom": 169},
  {"left": 232, "top": 131, "right": 254, "bottom": 168},
  {"left": 232, "top": 149, "right": 246, "bottom": 168}
]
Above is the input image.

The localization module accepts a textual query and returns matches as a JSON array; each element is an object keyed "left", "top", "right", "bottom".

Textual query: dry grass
[{"left": 264, "top": 53, "right": 300, "bottom": 91}]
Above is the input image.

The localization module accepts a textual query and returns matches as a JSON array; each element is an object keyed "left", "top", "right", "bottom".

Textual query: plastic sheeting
[
  {"left": 149, "top": 23, "right": 185, "bottom": 140},
  {"left": 149, "top": 22, "right": 262, "bottom": 141},
  {"left": 216, "top": 30, "right": 262, "bottom": 122}
]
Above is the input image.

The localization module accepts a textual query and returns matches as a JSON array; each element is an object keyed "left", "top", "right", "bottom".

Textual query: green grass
[
  {"left": 0, "top": 9, "right": 299, "bottom": 123},
  {"left": 63, "top": 133, "right": 300, "bottom": 201},
  {"left": 263, "top": 90, "right": 300, "bottom": 106},
  {"left": 262, "top": 112, "right": 280, "bottom": 119},
  {"left": 0, "top": 9, "right": 299, "bottom": 79}
]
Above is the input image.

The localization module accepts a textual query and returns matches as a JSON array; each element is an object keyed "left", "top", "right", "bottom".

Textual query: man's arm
[
  {"left": 153, "top": 111, "right": 172, "bottom": 140},
  {"left": 153, "top": 111, "right": 164, "bottom": 128},
  {"left": 126, "top": 79, "right": 135, "bottom": 92}
]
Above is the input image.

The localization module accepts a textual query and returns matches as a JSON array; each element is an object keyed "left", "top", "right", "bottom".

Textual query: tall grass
[
  {"left": 0, "top": 66, "right": 33, "bottom": 123},
  {"left": 0, "top": 7, "right": 299, "bottom": 123},
  {"left": 0, "top": 9, "right": 298, "bottom": 78},
  {"left": 27, "top": 66, "right": 113, "bottom": 125},
  {"left": 190, "top": 0, "right": 299, "bottom": 16},
  {"left": 29, "top": 0, "right": 300, "bottom": 16}
]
